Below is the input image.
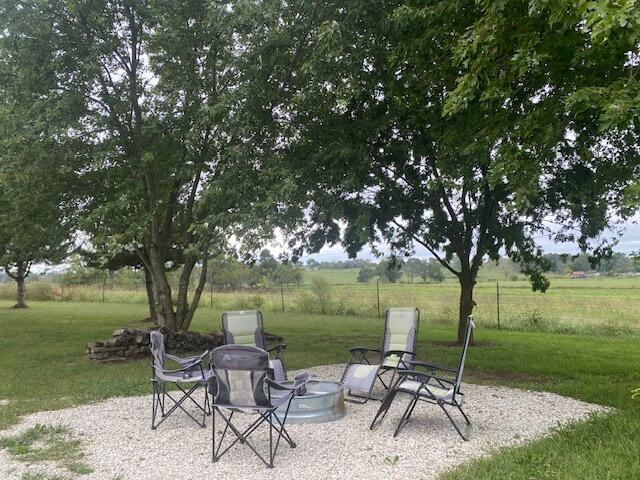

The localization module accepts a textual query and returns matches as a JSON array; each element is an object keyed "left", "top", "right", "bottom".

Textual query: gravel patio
[{"left": 0, "top": 364, "right": 610, "bottom": 480}]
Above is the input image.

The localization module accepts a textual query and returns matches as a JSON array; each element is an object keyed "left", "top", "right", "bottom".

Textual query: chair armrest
[
  {"left": 349, "top": 347, "right": 381, "bottom": 355},
  {"left": 409, "top": 359, "right": 457, "bottom": 373},
  {"left": 266, "top": 372, "right": 310, "bottom": 391},
  {"left": 267, "top": 343, "right": 287, "bottom": 355},
  {"left": 165, "top": 351, "right": 208, "bottom": 367},
  {"left": 157, "top": 353, "right": 208, "bottom": 374},
  {"left": 395, "top": 369, "right": 455, "bottom": 386},
  {"left": 383, "top": 350, "right": 415, "bottom": 359}
]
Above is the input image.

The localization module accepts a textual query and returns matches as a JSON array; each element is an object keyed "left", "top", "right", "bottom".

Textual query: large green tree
[
  {"left": 270, "top": 0, "right": 640, "bottom": 343},
  {"left": 0, "top": 0, "right": 301, "bottom": 329},
  {"left": 0, "top": 6, "right": 79, "bottom": 308}
]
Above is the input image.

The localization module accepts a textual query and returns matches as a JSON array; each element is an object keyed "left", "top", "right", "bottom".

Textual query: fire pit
[{"left": 271, "top": 379, "right": 345, "bottom": 424}]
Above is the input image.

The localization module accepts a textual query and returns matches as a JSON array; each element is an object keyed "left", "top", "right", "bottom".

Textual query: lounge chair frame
[
  {"left": 222, "top": 310, "right": 287, "bottom": 380},
  {"left": 341, "top": 307, "right": 420, "bottom": 403},
  {"left": 370, "top": 316, "right": 475, "bottom": 440}
]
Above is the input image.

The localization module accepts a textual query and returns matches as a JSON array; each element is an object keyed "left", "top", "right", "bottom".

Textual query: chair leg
[
  {"left": 393, "top": 394, "right": 419, "bottom": 438},
  {"left": 438, "top": 400, "right": 471, "bottom": 441}
]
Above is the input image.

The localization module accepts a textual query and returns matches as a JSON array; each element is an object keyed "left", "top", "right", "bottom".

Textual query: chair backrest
[
  {"left": 211, "top": 345, "right": 271, "bottom": 408},
  {"left": 222, "top": 310, "right": 266, "bottom": 349},
  {"left": 382, "top": 307, "right": 419, "bottom": 366},
  {"left": 454, "top": 316, "right": 475, "bottom": 391},
  {"left": 150, "top": 329, "right": 166, "bottom": 374}
]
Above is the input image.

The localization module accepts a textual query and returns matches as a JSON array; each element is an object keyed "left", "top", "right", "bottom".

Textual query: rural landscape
[{"left": 1, "top": 1, "right": 639, "bottom": 479}]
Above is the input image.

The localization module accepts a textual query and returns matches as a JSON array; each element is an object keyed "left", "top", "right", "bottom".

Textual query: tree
[
  {"left": 273, "top": 263, "right": 304, "bottom": 286},
  {"left": 0, "top": 1, "right": 297, "bottom": 329},
  {"left": 0, "top": 11, "right": 78, "bottom": 308},
  {"left": 421, "top": 260, "right": 445, "bottom": 284},
  {"left": 376, "top": 259, "right": 403, "bottom": 283},
  {"left": 403, "top": 258, "right": 422, "bottom": 284},
  {"left": 264, "top": 0, "right": 640, "bottom": 343},
  {"left": 357, "top": 264, "right": 376, "bottom": 283}
]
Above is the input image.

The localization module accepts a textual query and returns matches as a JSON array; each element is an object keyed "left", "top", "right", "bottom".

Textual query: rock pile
[
  {"left": 86, "top": 328, "right": 224, "bottom": 362},
  {"left": 86, "top": 327, "right": 284, "bottom": 362}
]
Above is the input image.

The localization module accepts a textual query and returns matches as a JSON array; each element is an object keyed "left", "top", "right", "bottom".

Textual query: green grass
[
  {"left": 0, "top": 424, "right": 93, "bottom": 475},
  {"left": 0, "top": 300, "right": 638, "bottom": 479}
]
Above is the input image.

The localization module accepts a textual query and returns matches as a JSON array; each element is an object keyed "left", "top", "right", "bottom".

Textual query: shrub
[
  {"left": 310, "top": 276, "right": 333, "bottom": 314},
  {"left": 27, "top": 282, "right": 56, "bottom": 301}
]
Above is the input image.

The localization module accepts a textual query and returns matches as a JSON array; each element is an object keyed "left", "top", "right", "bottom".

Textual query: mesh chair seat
[{"left": 397, "top": 380, "right": 455, "bottom": 402}]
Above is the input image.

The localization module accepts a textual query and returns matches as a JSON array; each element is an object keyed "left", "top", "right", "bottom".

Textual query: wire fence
[{"left": 2, "top": 276, "right": 639, "bottom": 333}]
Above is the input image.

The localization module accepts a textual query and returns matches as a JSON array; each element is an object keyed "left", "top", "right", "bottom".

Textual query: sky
[{"left": 301, "top": 217, "right": 640, "bottom": 262}]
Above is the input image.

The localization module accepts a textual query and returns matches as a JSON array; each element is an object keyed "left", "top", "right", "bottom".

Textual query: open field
[
  {"left": 0, "top": 301, "right": 638, "bottom": 479},
  {"left": 4, "top": 276, "right": 640, "bottom": 333}
]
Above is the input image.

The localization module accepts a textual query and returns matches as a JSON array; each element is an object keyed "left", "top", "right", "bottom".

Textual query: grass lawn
[{"left": 0, "top": 300, "right": 638, "bottom": 478}]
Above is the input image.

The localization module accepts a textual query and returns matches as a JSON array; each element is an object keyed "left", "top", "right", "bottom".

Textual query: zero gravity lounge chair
[
  {"left": 150, "top": 330, "right": 212, "bottom": 429},
  {"left": 222, "top": 310, "right": 287, "bottom": 382},
  {"left": 341, "top": 307, "right": 420, "bottom": 403},
  {"left": 209, "top": 345, "right": 309, "bottom": 468},
  {"left": 370, "top": 316, "right": 475, "bottom": 440}
]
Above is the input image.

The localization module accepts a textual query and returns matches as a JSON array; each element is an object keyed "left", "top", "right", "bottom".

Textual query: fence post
[
  {"left": 496, "top": 281, "right": 501, "bottom": 329},
  {"left": 60, "top": 283, "right": 64, "bottom": 302},
  {"left": 376, "top": 279, "right": 381, "bottom": 319},
  {"left": 280, "top": 283, "right": 285, "bottom": 312},
  {"left": 102, "top": 277, "right": 106, "bottom": 303}
]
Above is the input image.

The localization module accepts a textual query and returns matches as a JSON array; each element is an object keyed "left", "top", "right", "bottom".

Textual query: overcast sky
[{"left": 302, "top": 217, "right": 640, "bottom": 262}]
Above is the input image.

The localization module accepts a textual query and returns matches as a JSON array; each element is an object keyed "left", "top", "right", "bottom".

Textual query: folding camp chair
[
  {"left": 341, "top": 307, "right": 419, "bottom": 403},
  {"left": 150, "top": 330, "right": 212, "bottom": 429},
  {"left": 209, "top": 345, "right": 309, "bottom": 468},
  {"left": 370, "top": 316, "right": 475, "bottom": 440},
  {"left": 222, "top": 310, "right": 287, "bottom": 382}
]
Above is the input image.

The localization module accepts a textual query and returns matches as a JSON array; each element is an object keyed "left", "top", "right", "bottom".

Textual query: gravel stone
[{"left": 0, "top": 364, "right": 611, "bottom": 480}]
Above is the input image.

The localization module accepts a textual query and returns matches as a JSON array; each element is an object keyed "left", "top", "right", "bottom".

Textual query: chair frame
[
  {"left": 210, "top": 346, "right": 308, "bottom": 468},
  {"left": 341, "top": 307, "right": 420, "bottom": 403},
  {"left": 370, "top": 316, "right": 475, "bottom": 440},
  {"left": 150, "top": 332, "right": 211, "bottom": 430},
  {"left": 221, "top": 310, "right": 288, "bottom": 378}
]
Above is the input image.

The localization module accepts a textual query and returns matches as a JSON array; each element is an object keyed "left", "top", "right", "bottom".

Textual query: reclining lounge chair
[
  {"left": 221, "top": 310, "right": 287, "bottom": 382},
  {"left": 341, "top": 307, "right": 419, "bottom": 403},
  {"left": 370, "top": 316, "right": 475, "bottom": 440}
]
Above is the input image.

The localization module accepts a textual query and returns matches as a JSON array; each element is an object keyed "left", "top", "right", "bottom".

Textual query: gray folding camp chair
[
  {"left": 222, "top": 310, "right": 287, "bottom": 382},
  {"left": 370, "top": 316, "right": 475, "bottom": 440},
  {"left": 209, "top": 345, "right": 309, "bottom": 468},
  {"left": 150, "top": 330, "right": 212, "bottom": 429},
  {"left": 341, "top": 307, "right": 420, "bottom": 403}
]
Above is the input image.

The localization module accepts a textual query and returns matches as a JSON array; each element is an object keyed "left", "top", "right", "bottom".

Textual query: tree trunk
[
  {"left": 147, "top": 242, "right": 178, "bottom": 331},
  {"left": 14, "top": 276, "right": 27, "bottom": 309},
  {"left": 458, "top": 273, "right": 475, "bottom": 345},
  {"left": 143, "top": 266, "right": 157, "bottom": 323},
  {"left": 6, "top": 262, "right": 30, "bottom": 309}
]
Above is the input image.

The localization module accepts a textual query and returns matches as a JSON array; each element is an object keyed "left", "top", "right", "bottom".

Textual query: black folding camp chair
[
  {"left": 341, "top": 307, "right": 419, "bottom": 403},
  {"left": 209, "top": 345, "right": 309, "bottom": 468},
  {"left": 150, "top": 330, "right": 212, "bottom": 429},
  {"left": 222, "top": 310, "right": 287, "bottom": 381},
  {"left": 370, "top": 316, "right": 475, "bottom": 440}
]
